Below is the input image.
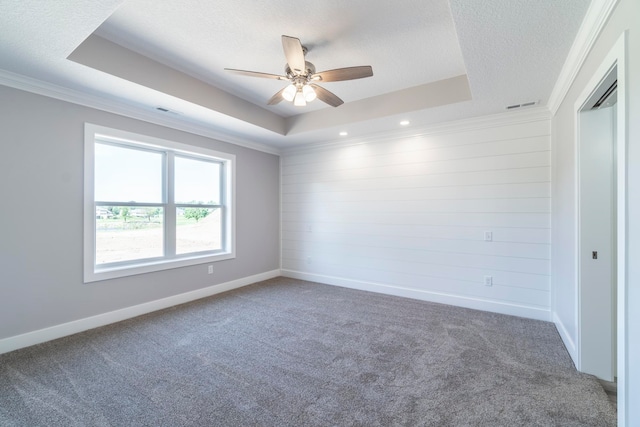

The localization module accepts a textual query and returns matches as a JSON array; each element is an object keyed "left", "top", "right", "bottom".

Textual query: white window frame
[{"left": 84, "top": 123, "right": 235, "bottom": 283}]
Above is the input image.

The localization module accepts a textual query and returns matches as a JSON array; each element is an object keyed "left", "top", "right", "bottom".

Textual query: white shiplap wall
[{"left": 281, "top": 113, "right": 551, "bottom": 320}]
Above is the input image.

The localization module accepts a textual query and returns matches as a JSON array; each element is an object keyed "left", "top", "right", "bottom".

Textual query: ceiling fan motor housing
[{"left": 285, "top": 61, "right": 316, "bottom": 79}]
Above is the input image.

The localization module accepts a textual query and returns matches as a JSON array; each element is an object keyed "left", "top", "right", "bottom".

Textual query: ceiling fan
[{"left": 225, "top": 35, "right": 373, "bottom": 107}]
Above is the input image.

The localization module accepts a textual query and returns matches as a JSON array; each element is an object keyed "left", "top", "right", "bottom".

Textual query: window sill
[{"left": 84, "top": 252, "right": 235, "bottom": 283}]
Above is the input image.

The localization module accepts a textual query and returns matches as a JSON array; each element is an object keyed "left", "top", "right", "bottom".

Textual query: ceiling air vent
[
  {"left": 155, "top": 107, "right": 182, "bottom": 115},
  {"left": 506, "top": 101, "right": 538, "bottom": 110}
]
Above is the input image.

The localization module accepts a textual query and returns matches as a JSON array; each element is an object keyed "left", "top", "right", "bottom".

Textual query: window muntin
[{"left": 84, "top": 124, "right": 235, "bottom": 283}]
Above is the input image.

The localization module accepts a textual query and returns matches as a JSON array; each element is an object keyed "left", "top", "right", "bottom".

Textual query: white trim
[
  {"left": 547, "top": 0, "right": 620, "bottom": 114},
  {"left": 553, "top": 312, "right": 577, "bottom": 363},
  {"left": 0, "top": 269, "right": 281, "bottom": 356},
  {"left": 572, "top": 33, "right": 627, "bottom": 426},
  {"left": 279, "top": 157, "right": 284, "bottom": 272},
  {"left": 0, "top": 69, "right": 281, "bottom": 156},
  {"left": 282, "top": 269, "right": 551, "bottom": 322},
  {"left": 616, "top": 34, "right": 628, "bottom": 427},
  {"left": 573, "top": 83, "right": 583, "bottom": 373}
]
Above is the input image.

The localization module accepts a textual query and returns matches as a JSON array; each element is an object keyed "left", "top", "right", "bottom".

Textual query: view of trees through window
[{"left": 95, "top": 206, "right": 221, "bottom": 264}]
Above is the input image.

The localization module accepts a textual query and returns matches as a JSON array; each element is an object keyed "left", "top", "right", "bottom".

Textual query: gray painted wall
[{"left": 0, "top": 85, "right": 280, "bottom": 340}]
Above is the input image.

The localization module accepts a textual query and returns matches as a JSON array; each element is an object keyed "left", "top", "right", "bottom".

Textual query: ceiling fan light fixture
[
  {"left": 302, "top": 84, "right": 317, "bottom": 102},
  {"left": 294, "top": 90, "right": 307, "bottom": 106},
  {"left": 282, "top": 84, "right": 297, "bottom": 102}
]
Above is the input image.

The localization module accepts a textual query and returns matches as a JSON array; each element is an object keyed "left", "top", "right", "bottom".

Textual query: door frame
[{"left": 574, "top": 32, "right": 627, "bottom": 424}]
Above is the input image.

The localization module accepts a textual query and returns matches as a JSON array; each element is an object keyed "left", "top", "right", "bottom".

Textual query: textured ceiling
[
  {"left": 95, "top": 0, "right": 467, "bottom": 117},
  {"left": 0, "top": 0, "right": 591, "bottom": 150}
]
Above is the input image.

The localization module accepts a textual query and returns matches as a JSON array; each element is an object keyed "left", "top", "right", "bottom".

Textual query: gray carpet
[{"left": 0, "top": 277, "right": 616, "bottom": 426}]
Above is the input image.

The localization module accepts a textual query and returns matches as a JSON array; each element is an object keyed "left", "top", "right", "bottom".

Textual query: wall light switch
[
  {"left": 484, "top": 231, "right": 493, "bottom": 242},
  {"left": 484, "top": 275, "right": 493, "bottom": 286},
  {"left": 208, "top": 265, "right": 213, "bottom": 274}
]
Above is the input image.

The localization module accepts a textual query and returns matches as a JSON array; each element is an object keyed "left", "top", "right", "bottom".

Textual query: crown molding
[
  {"left": 282, "top": 106, "right": 551, "bottom": 156},
  {"left": 547, "top": 0, "right": 620, "bottom": 115},
  {"left": 0, "top": 69, "right": 281, "bottom": 156}
]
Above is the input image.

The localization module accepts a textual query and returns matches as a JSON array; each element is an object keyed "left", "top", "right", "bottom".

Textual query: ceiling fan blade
[
  {"left": 312, "top": 66, "right": 373, "bottom": 82},
  {"left": 281, "top": 35, "right": 306, "bottom": 75},
  {"left": 310, "top": 84, "right": 344, "bottom": 107},
  {"left": 267, "top": 87, "right": 286, "bottom": 105},
  {"left": 224, "top": 68, "right": 288, "bottom": 80}
]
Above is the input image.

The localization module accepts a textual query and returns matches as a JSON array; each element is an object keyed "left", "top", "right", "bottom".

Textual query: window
[{"left": 84, "top": 124, "right": 235, "bottom": 282}]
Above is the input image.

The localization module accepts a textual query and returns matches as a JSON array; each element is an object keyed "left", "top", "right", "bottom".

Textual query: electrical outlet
[
  {"left": 306, "top": 257, "right": 312, "bottom": 265},
  {"left": 208, "top": 265, "right": 213, "bottom": 274},
  {"left": 484, "top": 275, "right": 493, "bottom": 286},
  {"left": 484, "top": 231, "right": 493, "bottom": 242}
]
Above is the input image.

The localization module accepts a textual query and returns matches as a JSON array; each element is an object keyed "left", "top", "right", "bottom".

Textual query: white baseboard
[
  {"left": 0, "top": 269, "right": 281, "bottom": 355},
  {"left": 282, "top": 270, "right": 552, "bottom": 322},
  {"left": 553, "top": 311, "right": 578, "bottom": 365}
]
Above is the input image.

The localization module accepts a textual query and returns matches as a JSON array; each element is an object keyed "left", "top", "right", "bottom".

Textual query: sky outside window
[
  {"left": 95, "top": 142, "right": 163, "bottom": 203},
  {"left": 174, "top": 156, "right": 220, "bottom": 204}
]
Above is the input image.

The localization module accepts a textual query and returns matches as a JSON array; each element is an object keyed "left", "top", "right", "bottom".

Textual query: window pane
[
  {"left": 175, "top": 156, "right": 220, "bottom": 204},
  {"left": 176, "top": 208, "right": 221, "bottom": 254},
  {"left": 95, "top": 143, "right": 163, "bottom": 203},
  {"left": 96, "top": 206, "right": 164, "bottom": 264}
]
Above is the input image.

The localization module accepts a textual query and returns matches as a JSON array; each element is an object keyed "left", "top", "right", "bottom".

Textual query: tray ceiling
[{"left": 0, "top": 0, "right": 591, "bottom": 150}]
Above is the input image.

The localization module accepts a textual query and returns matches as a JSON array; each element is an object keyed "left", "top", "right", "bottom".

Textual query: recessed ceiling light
[
  {"left": 339, "top": 131, "right": 348, "bottom": 136},
  {"left": 400, "top": 120, "right": 410, "bottom": 126}
]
